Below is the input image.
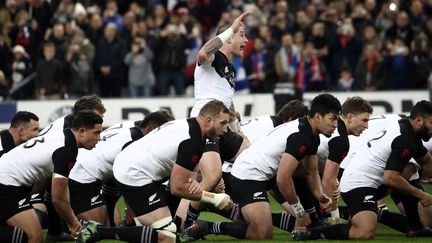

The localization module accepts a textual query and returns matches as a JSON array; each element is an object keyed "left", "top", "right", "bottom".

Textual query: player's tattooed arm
[{"left": 203, "top": 37, "right": 223, "bottom": 57}]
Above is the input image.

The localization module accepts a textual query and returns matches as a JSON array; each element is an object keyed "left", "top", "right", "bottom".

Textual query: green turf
[{"left": 62, "top": 185, "right": 432, "bottom": 242}]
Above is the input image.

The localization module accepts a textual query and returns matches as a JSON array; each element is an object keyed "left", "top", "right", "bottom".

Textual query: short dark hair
[
  {"left": 139, "top": 109, "right": 175, "bottom": 128},
  {"left": 308, "top": 94, "right": 341, "bottom": 117},
  {"left": 10, "top": 111, "right": 39, "bottom": 128},
  {"left": 72, "top": 110, "right": 103, "bottom": 130},
  {"left": 277, "top": 100, "right": 309, "bottom": 122},
  {"left": 341, "top": 96, "right": 373, "bottom": 116},
  {"left": 410, "top": 100, "right": 432, "bottom": 119},
  {"left": 199, "top": 100, "right": 229, "bottom": 118},
  {"left": 73, "top": 94, "right": 106, "bottom": 114}
]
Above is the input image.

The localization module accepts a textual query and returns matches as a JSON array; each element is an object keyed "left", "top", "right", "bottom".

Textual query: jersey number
[
  {"left": 367, "top": 130, "right": 386, "bottom": 148},
  {"left": 24, "top": 137, "right": 45, "bottom": 148}
]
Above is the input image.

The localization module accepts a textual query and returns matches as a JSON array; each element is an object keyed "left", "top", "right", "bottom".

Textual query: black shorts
[
  {"left": 341, "top": 187, "right": 378, "bottom": 217},
  {"left": 222, "top": 172, "right": 233, "bottom": 196},
  {"left": 230, "top": 175, "right": 268, "bottom": 208},
  {"left": 0, "top": 184, "right": 33, "bottom": 223},
  {"left": 204, "top": 130, "right": 243, "bottom": 162},
  {"left": 116, "top": 180, "right": 167, "bottom": 217},
  {"left": 69, "top": 179, "right": 105, "bottom": 215}
]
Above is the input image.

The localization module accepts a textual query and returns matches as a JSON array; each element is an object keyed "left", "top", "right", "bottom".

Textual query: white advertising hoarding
[{"left": 12, "top": 90, "right": 429, "bottom": 129}]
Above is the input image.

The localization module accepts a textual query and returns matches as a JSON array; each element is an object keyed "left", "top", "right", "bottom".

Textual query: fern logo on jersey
[
  {"left": 363, "top": 195, "right": 374, "bottom": 203},
  {"left": 149, "top": 192, "right": 161, "bottom": 205}
]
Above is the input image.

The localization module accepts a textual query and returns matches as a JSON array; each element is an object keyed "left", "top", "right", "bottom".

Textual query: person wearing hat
[{"left": 11, "top": 45, "right": 33, "bottom": 100}]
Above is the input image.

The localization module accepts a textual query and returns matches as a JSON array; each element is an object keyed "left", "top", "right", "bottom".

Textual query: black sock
[
  {"left": 185, "top": 204, "right": 201, "bottom": 226},
  {"left": 206, "top": 203, "right": 239, "bottom": 221},
  {"left": 101, "top": 183, "right": 121, "bottom": 226},
  {"left": 306, "top": 207, "right": 319, "bottom": 221},
  {"left": 34, "top": 208, "right": 48, "bottom": 229},
  {"left": 308, "top": 224, "right": 350, "bottom": 240},
  {"left": 208, "top": 221, "right": 248, "bottom": 239},
  {"left": 377, "top": 207, "right": 407, "bottom": 233},
  {"left": 400, "top": 194, "right": 423, "bottom": 229},
  {"left": 0, "top": 226, "right": 28, "bottom": 243},
  {"left": 98, "top": 226, "right": 158, "bottom": 243},
  {"left": 272, "top": 211, "right": 295, "bottom": 232}
]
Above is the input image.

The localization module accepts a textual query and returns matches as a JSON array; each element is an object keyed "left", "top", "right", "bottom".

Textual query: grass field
[{"left": 58, "top": 185, "right": 432, "bottom": 243}]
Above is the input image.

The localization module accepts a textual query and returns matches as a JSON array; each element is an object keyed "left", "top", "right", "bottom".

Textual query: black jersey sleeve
[
  {"left": 203, "top": 138, "right": 219, "bottom": 154},
  {"left": 327, "top": 136, "right": 349, "bottom": 164},
  {"left": 285, "top": 132, "right": 317, "bottom": 160},
  {"left": 413, "top": 139, "right": 428, "bottom": 160},
  {"left": 52, "top": 146, "right": 77, "bottom": 177},
  {"left": 385, "top": 135, "right": 416, "bottom": 172},
  {"left": 176, "top": 139, "right": 203, "bottom": 171}
]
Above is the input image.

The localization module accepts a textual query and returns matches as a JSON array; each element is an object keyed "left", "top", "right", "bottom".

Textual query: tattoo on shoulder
[{"left": 204, "top": 37, "right": 223, "bottom": 57}]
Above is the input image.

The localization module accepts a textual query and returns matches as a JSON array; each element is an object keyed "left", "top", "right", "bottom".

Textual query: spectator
[
  {"left": 10, "top": 45, "right": 33, "bottom": 100},
  {"left": 385, "top": 11, "right": 415, "bottom": 46},
  {"left": 382, "top": 38, "right": 417, "bottom": 90},
  {"left": 155, "top": 22, "right": 188, "bottom": 96},
  {"left": 274, "top": 33, "right": 298, "bottom": 83},
  {"left": 410, "top": 34, "right": 432, "bottom": 89},
  {"left": 95, "top": 23, "right": 127, "bottom": 97},
  {"left": 0, "top": 33, "right": 12, "bottom": 78},
  {"left": 35, "top": 42, "right": 64, "bottom": 100},
  {"left": 86, "top": 13, "right": 104, "bottom": 46},
  {"left": 9, "top": 10, "right": 41, "bottom": 64},
  {"left": 353, "top": 43, "right": 385, "bottom": 91},
  {"left": 0, "top": 0, "right": 19, "bottom": 29},
  {"left": 31, "top": 0, "right": 52, "bottom": 35},
  {"left": 65, "top": 29, "right": 94, "bottom": 98},
  {"left": 0, "top": 70, "right": 8, "bottom": 100},
  {"left": 124, "top": 37, "right": 155, "bottom": 97},
  {"left": 245, "top": 36, "right": 270, "bottom": 93},
  {"left": 362, "top": 25, "right": 383, "bottom": 50},
  {"left": 45, "top": 23, "right": 69, "bottom": 61},
  {"left": 118, "top": 10, "right": 135, "bottom": 46},
  {"left": 103, "top": 0, "right": 123, "bottom": 30},
  {"left": 295, "top": 42, "right": 326, "bottom": 92},
  {"left": 336, "top": 66, "right": 354, "bottom": 91},
  {"left": 409, "top": 0, "right": 426, "bottom": 31}
]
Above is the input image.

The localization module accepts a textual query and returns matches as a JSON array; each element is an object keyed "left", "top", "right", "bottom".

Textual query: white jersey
[
  {"left": 69, "top": 121, "right": 141, "bottom": 183},
  {"left": 340, "top": 114, "right": 405, "bottom": 169},
  {"left": 240, "top": 115, "right": 282, "bottom": 144},
  {"left": 190, "top": 51, "right": 235, "bottom": 117},
  {"left": 113, "top": 118, "right": 205, "bottom": 186},
  {"left": 39, "top": 114, "right": 73, "bottom": 136},
  {"left": 231, "top": 117, "right": 319, "bottom": 181},
  {"left": 340, "top": 117, "right": 427, "bottom": 192},
  {"left": 0, "top": 129, "right": 78, "bottom": 187}
]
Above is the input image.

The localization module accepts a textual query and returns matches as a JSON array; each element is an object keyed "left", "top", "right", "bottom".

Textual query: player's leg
[
  {"left": 0, "top": 226, "right": 28, "bottom": 243},
  {"left": 7, "top": 210, "right": 43, "bottom": 243}
]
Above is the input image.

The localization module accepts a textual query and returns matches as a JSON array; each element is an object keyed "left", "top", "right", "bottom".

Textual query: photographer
[{"left": 124, "top": 37, "right": 155, "bottom": 97}]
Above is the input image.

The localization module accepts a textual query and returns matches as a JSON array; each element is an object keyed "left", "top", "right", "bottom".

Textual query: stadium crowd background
[{"left": 0, "top": 0, "right": 431, "bottom": 101}]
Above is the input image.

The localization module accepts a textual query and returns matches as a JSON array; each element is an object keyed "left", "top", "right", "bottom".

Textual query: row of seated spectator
[{"left": 0, "top": 0, "right": 432, "bottom": 101}]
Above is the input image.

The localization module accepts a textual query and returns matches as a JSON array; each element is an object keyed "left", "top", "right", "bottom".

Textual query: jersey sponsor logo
[
  {"left": 18, "top": 198, "right": 29, "bottom": 209},
  {"left": 402, "top": 148, "right": 410, "bottom": 158},
  {"left": 253, "top": 192, "right": 265, "bottom": 200},
  {"left": 363, "top": 195, "right": 374, "bottom": 203},
  {"left": 205, "top": 139, "right": 216, "bottom": 145},
  {"left": 149, "top": 192, "right": 161, "bottom": 206},
  {"left": 299, "top": 145, "right": 306, "bottom": 155},
  {"left": 68, "top": 161, "right": 75, "bottom": 170},
  {"left": 90, "top": 194, "right": 102, "bottom": 205}
]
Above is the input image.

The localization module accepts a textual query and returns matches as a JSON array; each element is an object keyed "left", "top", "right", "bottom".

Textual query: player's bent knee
[{"left": 247, "top": 222, "right": 272, "bottom": 239}]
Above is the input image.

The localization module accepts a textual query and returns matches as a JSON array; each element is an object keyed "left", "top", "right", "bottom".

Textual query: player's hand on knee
[{"left": 187, "top": 178, "right": 202, "bottom": 195}]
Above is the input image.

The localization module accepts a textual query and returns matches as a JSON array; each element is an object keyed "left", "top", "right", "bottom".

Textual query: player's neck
[
  {"left": 306, "top": 117, "right": 320, "bottom": 135},
  {"left": 8, "top": 128, "right": 21, "bottom": 146},
  {"left": 220, "top": 46, "right": 233, "bottom": 62}
]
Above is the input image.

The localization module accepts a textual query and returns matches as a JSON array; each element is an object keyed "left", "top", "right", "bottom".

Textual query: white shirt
[
  {"left": 231, "top": 117, "right": 319, "bottom": 181},
  {"left": 113, "top": 118, "right": 205, "bottom": 186},
  {"left": 190, "top": 51, "right": 235, "bottom": 117},
  {"left": 69, "top": 121, "right": 140, "bottom": 183}
]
